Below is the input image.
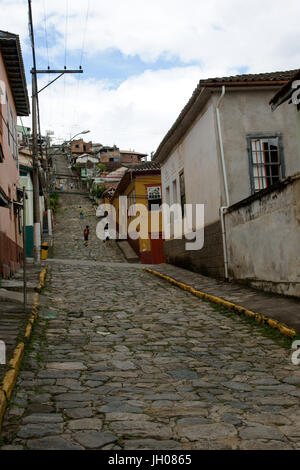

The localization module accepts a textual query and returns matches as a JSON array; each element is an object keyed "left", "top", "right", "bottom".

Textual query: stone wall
[
  {"left": 225, "top": 173, "right": 300, "bottom": 297},
  {"left": 164, "top": 220, "right": 225, "bottom": 278}
]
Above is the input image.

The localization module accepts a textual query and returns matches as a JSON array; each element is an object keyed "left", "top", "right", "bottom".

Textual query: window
[
  {"left": 14, "top": 123, "right": 18, "bottom": 167},
  {"left": 147, "top": 186, "right": 162, "bottom": 211},
  {"left": 172, "top": 179, "right": 178, "bottom": 204},
  {"left": 6, "top": 92, "right": 10, "bottom": 147},
  {"left": 248, "top": 135, "right": 285, "bottom": 194},
  {"left": 179, "top": 171, "right": 186, "bottom": 215},
  {"left": 165, "top": 186, "right": 170, "bottom": 206},
  {"left": 128, "top": 189, "right": 136, "bottom": 216},
  {"left": 0, "top": 143, "right": 4, "bottom": 163},
  {"left": 10, "top": 108, "right": 14, "bottom": 158}
]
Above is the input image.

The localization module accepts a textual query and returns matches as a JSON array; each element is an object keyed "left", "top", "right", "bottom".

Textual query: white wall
[
  {"left": 225, "top": 174, "right": 300, "bottom": 297},
  {"left": 20, "top": 173, "right": 33, "bottom": 226},
  {"left": 161, "top": 100, "right": 223, "bottom": 231},
  {"left": 220, "top": 88, "right": 300, "bottom": 206}
]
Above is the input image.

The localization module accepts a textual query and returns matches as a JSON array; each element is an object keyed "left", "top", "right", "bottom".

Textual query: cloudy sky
[{"left": 2, "top": 0, "right": 300, "bottom": 155}]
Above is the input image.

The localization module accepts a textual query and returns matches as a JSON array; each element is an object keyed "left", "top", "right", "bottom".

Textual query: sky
[{"left": 1, "top": 0, "right": 300, "bottom": 155}]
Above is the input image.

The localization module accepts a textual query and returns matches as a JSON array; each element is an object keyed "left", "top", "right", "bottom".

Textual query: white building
[{"left": 153, "top": 69, "right": 300, "bottom": 296}]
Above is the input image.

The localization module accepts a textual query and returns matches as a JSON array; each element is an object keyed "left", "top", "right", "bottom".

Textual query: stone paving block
[
  {"left": 27, "top": 436, "right": 84, "bottom": 450},
  {"left": 1, "top": 176, "right": 298, "bottom": 451},
  {"left": 72, "top": 431, "right": 117, "bottom": 449}
]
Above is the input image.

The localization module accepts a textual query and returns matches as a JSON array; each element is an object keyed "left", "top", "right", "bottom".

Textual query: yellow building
[{"left": 110, "top": 162, "right": 164, "bottom": 264}]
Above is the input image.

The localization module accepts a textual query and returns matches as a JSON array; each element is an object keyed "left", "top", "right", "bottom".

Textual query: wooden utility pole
[{"left": 28, "top": 0, "right": 41, "bottom": 262}]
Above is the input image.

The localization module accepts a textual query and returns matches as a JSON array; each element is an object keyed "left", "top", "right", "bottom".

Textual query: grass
[{"left": 209, "top": 300, "right": 293, "bottom": 349}]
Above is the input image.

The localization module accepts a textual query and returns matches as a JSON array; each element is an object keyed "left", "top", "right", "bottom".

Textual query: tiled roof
[
  {"left": 129, "top": 161, "right": 161, "bottom": 171},
  {"left": 111, "top": 162, "right": 161, "bottom": 200},
  {"left": 201, "top": 70, "right": 299, "bottom": 86},
  {"left": 120, "top": 150, "right": 148, "bottom": 156},
  {"left": 0, "top": 31, "right": 30, "bottom": 116},
  {"left": 153, "top": 69, "right": 297, "bottom": 163}
]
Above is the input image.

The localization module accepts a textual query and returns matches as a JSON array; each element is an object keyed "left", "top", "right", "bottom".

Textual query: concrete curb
[
  {"left": 0, "top": 266, "right": 48, "bottom": 429},
  {"left": 143, "top": 267, "right": 297, "bottom": 340}
]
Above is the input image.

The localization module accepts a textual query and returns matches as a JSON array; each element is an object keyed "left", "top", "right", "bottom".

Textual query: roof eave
[
  {"left": 153, "top": 80, "right": 291, "bottom": 165},
  {"left": 0, "top": 32, "right": 30, "bottom": 116}
]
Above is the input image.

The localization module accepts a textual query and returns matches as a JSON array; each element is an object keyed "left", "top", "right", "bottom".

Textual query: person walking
[
  {"left": 84, "top": 225, "right": 90, "bottom": 246},
  {"left": 104, "top": 222, "right": 110, "bottom": 243},
  {"left": 79, "top": 206, "right": 84, "bottom": 219}
]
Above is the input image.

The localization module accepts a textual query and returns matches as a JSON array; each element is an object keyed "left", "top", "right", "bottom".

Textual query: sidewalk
[
  {"left": 148, "top": 264, "right": 300, "bottom": 334},
  {"left": 0, "top": 263, "right": 42, "bottom": 387}
]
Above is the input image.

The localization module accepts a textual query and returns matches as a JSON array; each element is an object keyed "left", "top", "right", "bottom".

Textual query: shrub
[
  {"left": 50, "top": 192, "right": 59, "bottom": 212},
  {"left": 91, "top": 184, "right": 107, "bottom": 198}
]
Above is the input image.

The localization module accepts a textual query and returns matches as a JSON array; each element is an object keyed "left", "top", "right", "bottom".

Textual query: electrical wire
[
  {"left": 43, "top": 0, "right": 49, "bottom": 69},
  {"left": 72, "top": 0, "right": 90, "bottom": 132},
  {"left": 64, "top": 0, "right": 69, "bottom": 68},
  {"left": 62, "top": 0, "right": 69, "bottom": 136},
  {"left": 80, "top": 0, "right": 90, "bottom": 68}
]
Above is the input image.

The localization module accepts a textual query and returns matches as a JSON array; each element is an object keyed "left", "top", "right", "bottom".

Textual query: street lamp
[
  {"left": 69, "top": 130, "right": 90, "bottom": 142},
  {"left": 66, "top": 130, "right": 91, "bottom": 165}
]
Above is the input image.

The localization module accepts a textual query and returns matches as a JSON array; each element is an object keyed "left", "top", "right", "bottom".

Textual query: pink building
[{"left": 0, "top": 31, "right": 30, "bottom": 277}]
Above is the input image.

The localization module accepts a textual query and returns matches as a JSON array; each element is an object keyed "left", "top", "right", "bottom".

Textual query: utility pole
[
  {"left": 27, "top": 0, "right": 83, "bottom": 262},
  {"left": 28, "top": 0, "right": 41, "bottom": 262}
]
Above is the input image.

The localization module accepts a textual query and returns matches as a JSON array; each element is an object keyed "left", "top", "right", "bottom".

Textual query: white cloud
[
  {"left": 4, "top": 0, "right": 300, "bottom": 154},
  {"left": 2, "top": 0, "right": 300, "bottom": 70},
  {"left": 3, "top": 0, "right": 300, "bottom": 68},
  {"left": 22, "top": 66, "right": 206, "bottom": 155}
]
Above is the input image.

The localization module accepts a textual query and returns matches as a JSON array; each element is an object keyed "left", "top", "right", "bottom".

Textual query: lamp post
[{"left": 64, "top": 130, "right": 90, "bottom": 165}]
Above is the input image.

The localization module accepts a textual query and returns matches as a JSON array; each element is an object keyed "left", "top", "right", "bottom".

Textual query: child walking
[{"left": 84, "top": 226, "right": 90, "bottom": 246}]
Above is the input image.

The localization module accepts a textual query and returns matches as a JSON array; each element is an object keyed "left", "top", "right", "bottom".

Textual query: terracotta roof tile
[
  {"left": 201, "top": 69, "right": 299, "bottom": 85},
  {"left": 153, "top": 69, "right": 298, "bottom": 163}
]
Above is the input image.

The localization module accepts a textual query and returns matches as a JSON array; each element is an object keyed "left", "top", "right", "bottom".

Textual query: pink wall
[{"left": 0, "top": 51, "right": 23, "bottom": 275}]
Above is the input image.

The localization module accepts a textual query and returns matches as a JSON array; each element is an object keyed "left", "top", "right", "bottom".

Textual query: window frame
[
  {"left": 247, "top": 133, "right": 286, "bottom": 195},
  {"left": 179, "top": 171, "right": 186, "bottom": 216},
  {"left": 146, "top": 184, "right": 162, "bottom": 212},
  {"left": 6, "top": 92, "right": 10, "bottom": 147}
]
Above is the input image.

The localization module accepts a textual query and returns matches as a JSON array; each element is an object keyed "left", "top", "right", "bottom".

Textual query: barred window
[
  {"left": 248, "top": 135, "right": 285, "bottom": 194},
  {"left": 147, "top": 186, "right": 162, "bottom": 211}
]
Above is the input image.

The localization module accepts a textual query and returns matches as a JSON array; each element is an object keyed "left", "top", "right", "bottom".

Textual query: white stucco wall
[
  {"left": 219, "top": 88, "right": 300, "bottom": 206},
  {"left": 20, "top": 174, "right": 33, "bottom": 226},
  {"left": 161, "top": 100, "right": 223, "bottom": 230},
  {"left": 225, "top": 174, "right": 300, "bottom": 297}
]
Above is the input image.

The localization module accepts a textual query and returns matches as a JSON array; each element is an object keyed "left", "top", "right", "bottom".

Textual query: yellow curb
[
  {"left": 0, "top": 266, "right": 48, "bottom": 429},
  {"left": 0, "top": 391, "right": 6, "bottom": 426},
  {"left": 143, "top": 267, "right": 296, "bottom": 340}
]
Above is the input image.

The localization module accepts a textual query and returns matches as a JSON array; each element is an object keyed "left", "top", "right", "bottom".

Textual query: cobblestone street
[{"left": 1, "top": 192, "right": 300, "bottom": 451}]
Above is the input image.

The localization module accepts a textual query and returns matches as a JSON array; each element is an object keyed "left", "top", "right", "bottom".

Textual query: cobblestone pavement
[
  {"left": 1, "top": 194, "right": 300, "bottom": 451},
  {"left": 0, "top": 264, "right": 42, "bottom": 386},
  {"left": 151, "top": 264, "right": 300, "bottom": 334},
  {"left": 53, "top": 193, "right": 125, "bottom": 263}
]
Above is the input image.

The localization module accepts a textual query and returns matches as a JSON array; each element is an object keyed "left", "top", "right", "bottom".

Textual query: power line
[
  {"left": 64, "top": 0, "right": 69, "bottom": 68},
  {"left": 72, "top": 1, "right": 90, "bottom": 131},
  {"left": 43, "top": 0, "right": 49, "bottom": 69},
  {"left": 62, "top": 0, "right": 69, "bottom": 133},
  {"left": 80, "top": 0, "right": 90, "bottom": 68}
]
